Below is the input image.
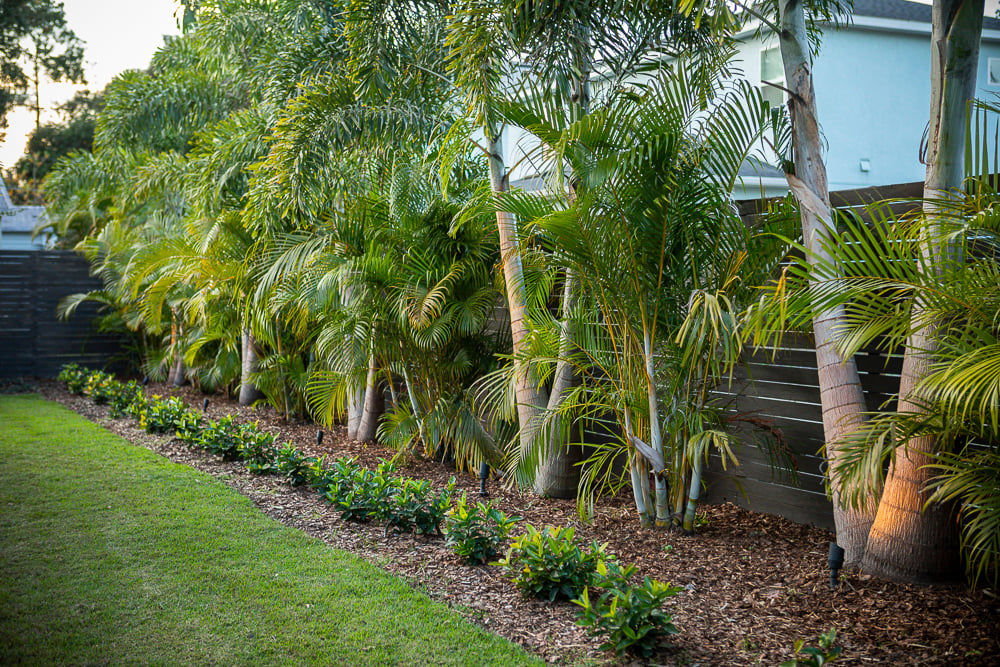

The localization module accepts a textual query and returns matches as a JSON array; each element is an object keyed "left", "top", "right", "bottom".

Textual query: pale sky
[{"left": 0, "top": 0, "right": 182, "bottom": 168}]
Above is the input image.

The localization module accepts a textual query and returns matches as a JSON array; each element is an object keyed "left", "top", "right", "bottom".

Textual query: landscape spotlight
[
  {"left": 203, "top": 398, "right": 209, "bottom": 411},
  {"left": 317, "top": 430, "right": 324, "bottom": 446},
  {"left": 479, "top": 461, "right": 490, "bottom": 497},
  {"left": 828, "top": 541, "right": 845, "bottom": 590}
]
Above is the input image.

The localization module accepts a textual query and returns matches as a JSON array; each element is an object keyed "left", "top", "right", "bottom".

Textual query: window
[
  {"left": 989, "top": 58, "right": 1000, "bottom": 87},
  {"left": 760, "top": 46, "right": 785, "bottom": 108}
]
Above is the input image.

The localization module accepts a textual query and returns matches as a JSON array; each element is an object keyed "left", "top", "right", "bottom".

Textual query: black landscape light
[
  {"left": 142, "top": 376, "right": 149, "bottom": 386},
  {"left": 479, "top": 461, "right": 490, "bottom": 497},
  {"left": 828, "top": 541, "right": 845, "bottom": 590},
  {"left": 203, "top": 398, "right": 209, "bottom": 411},
  {"left": 317, "top": 430, "right": 324, "bottom": 446}
]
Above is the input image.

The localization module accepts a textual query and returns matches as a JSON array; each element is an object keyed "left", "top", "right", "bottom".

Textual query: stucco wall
[{"left": 734, "top": 27, "right": 1000, "bottom": 192}]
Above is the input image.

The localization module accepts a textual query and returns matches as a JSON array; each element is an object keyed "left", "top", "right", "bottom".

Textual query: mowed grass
[{"left": 0, "top": 395, "right": 540, "bottom": 666}]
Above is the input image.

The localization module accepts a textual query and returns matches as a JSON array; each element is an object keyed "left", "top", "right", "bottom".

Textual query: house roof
[
  {"left": 1, "top": 206, "right": 51, "bottom": 233},
  {"left": 852, "top": 0, "right": 1000, "bottom": 30}
]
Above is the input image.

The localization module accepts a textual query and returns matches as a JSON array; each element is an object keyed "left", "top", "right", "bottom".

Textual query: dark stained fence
[{"left": 0, "top": 250, "right": 125, "bottom": 378}]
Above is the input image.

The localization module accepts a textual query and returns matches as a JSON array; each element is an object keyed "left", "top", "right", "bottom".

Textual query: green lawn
[{"left": 0, "top": 394, "right": 540, "bottom": 666}]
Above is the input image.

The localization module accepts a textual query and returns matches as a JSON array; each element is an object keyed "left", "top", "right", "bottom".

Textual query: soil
[{"left": 20, "top": 378, "right": 1000, "bottom": 666}]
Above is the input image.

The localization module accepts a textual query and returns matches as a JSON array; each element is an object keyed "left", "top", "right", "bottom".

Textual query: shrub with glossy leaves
[
  {"left": 84, "top": 371, "right": 116, "bottom": 404},
  {"left": 444, "top": 494, "right": 520, "bottom": 565},
  {"left": 274, "top": 443, "right": 316, "bottom": 486},
  {"left": 573, "top": 560, "right": 682, "bottom": 657},
  {"left": 498, "top": 524, "right": 610, "bottom": 602},
  {"left": 107, "top": 380, "right": 143, "bottom": 419},
  {"left": 140, "top": 396, "right": 202, "bottom": 436},
  {"left": 58, "top": 363, "right": 87, "bottom": 395},
  {"left": 385, "top": 477, "right": 455, "bottom": 535},
  {"left": 194, "top": 415, "right": 242, "bottom": 459}
]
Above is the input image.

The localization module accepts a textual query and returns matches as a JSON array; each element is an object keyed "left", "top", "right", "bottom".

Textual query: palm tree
[{"left": 495, "top": 54, "right": 777, "bottom": 526}]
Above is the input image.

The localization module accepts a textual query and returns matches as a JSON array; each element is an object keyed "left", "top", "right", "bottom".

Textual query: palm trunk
[
  {"left": 486, "top": 132, "right": 549, "bottom": 458},
  {"left": 356, "top": 355, "right": 383, "bottom": 444},
  {"left": 778, "top": 0, "right": 874, "bottom": 564},
  {"left": 167, "top": 311, "right": 186, "bottom": 387},
  {"left": 532, "top": 36, "right": 593, "bottom": 499},
  {"left": 643, "top": 330, "right": 670, "bottom": 528},
  {"left": 239, "top": 329, "right": 264, "bottom": 406},
  {"left": 534, "top": 270, "right": 583, "bottom": 498},
  {"left": 861, "top": 0, "right": 980, "bottom": 583},
  {"left": 623, "top": 409, "right": 653, "bottom": 527},
  {"left": 347, "top": 382, "right": 364, "bottom": 440}
]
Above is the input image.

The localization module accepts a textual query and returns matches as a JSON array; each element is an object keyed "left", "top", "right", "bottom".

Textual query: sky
[{"left": 0, "top": 0, "right": 182, "bottom": 169}]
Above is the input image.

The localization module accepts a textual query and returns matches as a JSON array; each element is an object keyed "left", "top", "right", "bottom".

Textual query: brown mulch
[{"left": 21, "top": 378, "right": 1000, "bottom": 666}]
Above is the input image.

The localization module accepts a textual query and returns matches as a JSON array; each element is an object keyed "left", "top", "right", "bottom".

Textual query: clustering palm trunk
[
  {"left": 239, "top": 329, "right": 265, "bottom": 406},
  {"left": 486, "top": 134, "right": 550, "bottom": 462}
]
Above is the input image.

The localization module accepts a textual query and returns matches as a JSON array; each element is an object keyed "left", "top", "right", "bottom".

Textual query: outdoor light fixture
[
  {"left": 202, "top": 398, "right": 209, "bottom": 411},
  {"left": 142, "top": 376, "right": 149, "bottom": 386},
  {"left": 859, "top": 158, "right": 871, "bottom": 172},
  {"left": 479, "top": 461, "right": 490, "bottom": 497},
  {"left": 828, "top": 541, "right": 845, "bottom": 590},
  {"left": 316, "top": 430, "right": 324, "bottom": 446}
]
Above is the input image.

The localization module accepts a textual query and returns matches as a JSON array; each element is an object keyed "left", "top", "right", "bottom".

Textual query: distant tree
[
  {"left": 6, "top": 89, "right": 102, "bottom": 204},
  {"left": 0, "top": 0, "right": 86, "bottom": 142}
]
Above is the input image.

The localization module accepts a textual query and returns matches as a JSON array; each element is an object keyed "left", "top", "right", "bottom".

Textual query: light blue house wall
[{"left": 733, "top": 17, "right": 1000, "bottom": 195}]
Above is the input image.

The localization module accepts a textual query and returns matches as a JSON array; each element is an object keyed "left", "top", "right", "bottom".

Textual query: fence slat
[{"left": 0, "top": 250, "right": 125, "bottom": 378}]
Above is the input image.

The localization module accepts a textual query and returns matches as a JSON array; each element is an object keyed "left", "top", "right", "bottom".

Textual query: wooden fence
[
  {"left": 702, "top": 336, "right": 901, "bottom": 530},
  {"left": 0, "top": 250, "right": 126, "bottom": 378},
  {"left": 698, "top": 181, "right": 924, "bottom": 530}
]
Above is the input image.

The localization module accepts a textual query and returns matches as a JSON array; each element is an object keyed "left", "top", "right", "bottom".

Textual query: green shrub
[
  {"left": 329, "top": 461, "right": 399, "bottom": 523},
  {"left": 573, "top": 560, "right": 682, "bottom": 657},
  {"left": 444, "top": 495, "right": 520, "bottom": 565},
  {"left": 385, "top": 478, "right": 455, "bottom": 535},
  {"left": 58, "top": 364, "right": 87, "bottom": 395},
  {"left": 84, "top": 371, "right": 116, "bottom": 404},
  {"left": 140, "top": 396, "right": 203, "bottom": 436},
  {"left": 498, "top": 525, "right": 609, "bottom": 602},
  {"left": 238, "top": 427, "right": 279, "bottom": 474},
  {"left": 107, "top": 380, "right": 143, "bottom": 419},
  {"left": 194, "top": 415, "right": 243, "bottom": 460},
  {"left": 275, "top": 443, "right": 316, "bottom": 486},
  {"left": 313, "top": 456, "right": 354, "bottom": 497}
]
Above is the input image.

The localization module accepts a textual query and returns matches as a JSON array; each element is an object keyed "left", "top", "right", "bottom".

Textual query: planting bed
[{"left": 27, "top": 378, "right": 1000, "bottom": 665}]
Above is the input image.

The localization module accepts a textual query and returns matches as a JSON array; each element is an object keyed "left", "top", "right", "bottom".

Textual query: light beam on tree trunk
[{"left": 860, "top": 0, "right": 982, "bottom": 583}]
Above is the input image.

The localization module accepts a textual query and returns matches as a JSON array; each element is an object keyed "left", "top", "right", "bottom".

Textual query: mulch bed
[{"left": 20, "top": 378, "right": 1000, "bottom": 666}]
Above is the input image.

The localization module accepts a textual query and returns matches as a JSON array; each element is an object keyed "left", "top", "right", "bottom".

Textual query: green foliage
[
  {"left": 780, "top": 629, "right": 842, "bottom": 666},
  {"left": 237, "top": 426, "right": 279, "bottom": 475},
  {"left": 385, "top": 477, "right": 455, "bottom": 536},
  {"left": 444, "top": 494, "right": 520, "bottom": 565},
  {"left": 498, "top": 525, "right": 610, "bottom": 602},
  {"left": 139, "top": 396, "right": 203, "bottom": 437},
  {"left": 274, "top": 443, "right": 317, "bottom": 487},
  {"left": 84, "top": 370, "right": 116, "bottom": 405},
  {"left": 314, "top": 456, "right": 360, "bottom": 498},
  {"left": 573, "top": 561, "right": 682, "bottom": 657},
  {"left": 326, "top": 460, "right": 400, "bottom": 523},
  {"left": 194, "top": 415, "right": 243, "bottom": 460},
  {"left": 107, "top": 380, "right": 143, "bottom": 419},
  {"left": 58, "top": 363, "right": 87, "bottom": 395}
]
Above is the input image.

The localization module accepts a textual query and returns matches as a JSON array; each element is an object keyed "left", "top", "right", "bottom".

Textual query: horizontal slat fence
[
  {"left": 703, "top": 184, "right": 924, "bottom": 529},
  {"left": 702, "top": 334, "right": 901, "bottom": 530},
  {"left": 0, "top": 251, "right": 125, "bottom": 378}
]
